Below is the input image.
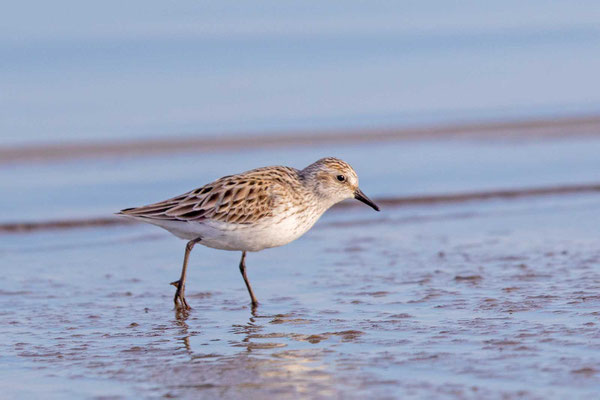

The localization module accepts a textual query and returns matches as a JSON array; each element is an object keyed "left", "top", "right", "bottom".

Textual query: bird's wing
[{"left": 118, "top": 167, "right": 300, "bottom": 224}]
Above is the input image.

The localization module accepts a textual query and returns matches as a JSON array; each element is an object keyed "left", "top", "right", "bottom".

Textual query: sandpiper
[{"left": 118, "top": 157, "right": 379, "bottom": 309}]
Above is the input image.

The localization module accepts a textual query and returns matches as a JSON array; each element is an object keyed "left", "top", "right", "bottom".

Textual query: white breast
[{"left": 139, "top": 204, "right": 327, "bottom": 252}]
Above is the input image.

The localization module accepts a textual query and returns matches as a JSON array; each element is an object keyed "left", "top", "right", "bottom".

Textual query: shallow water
[{"left": 2, "top": 191, "right": 599, "bottom": 399}]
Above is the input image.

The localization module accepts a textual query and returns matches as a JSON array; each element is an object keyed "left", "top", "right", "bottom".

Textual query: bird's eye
[{"left": 336, "top": 175, "right": 346, "bottom": 182}]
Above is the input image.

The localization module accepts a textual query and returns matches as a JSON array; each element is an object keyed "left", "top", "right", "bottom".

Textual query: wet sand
[
  {"left": 1, "top": 194, "right": 599, "bottom": 399},
  {"left": 2, "top": 130, "right": 600, "bottom": 399}
]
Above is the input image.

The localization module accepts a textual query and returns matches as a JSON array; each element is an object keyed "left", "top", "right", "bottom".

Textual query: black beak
[{"left": 354, "top": 188, "right": 380, "bottom": 211}]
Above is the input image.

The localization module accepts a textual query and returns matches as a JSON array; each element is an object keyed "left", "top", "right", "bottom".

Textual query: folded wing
[{"left": 119, "top": 167, "right": 299, "bottom": 225}]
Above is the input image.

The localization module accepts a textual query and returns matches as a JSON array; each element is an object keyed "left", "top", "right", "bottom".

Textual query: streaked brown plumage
[{"left": 120, "top": 166, "right": 302, "bottom": 225}]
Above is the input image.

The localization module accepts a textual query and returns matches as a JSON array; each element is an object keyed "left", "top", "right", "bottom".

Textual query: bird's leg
[
  {"left": 239, "top": 251, "right": 258, "bottom": 307},
  {"left": 171, "top": 238, "right": 201, "bottom": 310}
]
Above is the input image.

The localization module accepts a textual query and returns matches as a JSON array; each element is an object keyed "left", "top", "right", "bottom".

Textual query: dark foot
[{"left": 171, "top": 280, "right": 191, "bottom": 310}]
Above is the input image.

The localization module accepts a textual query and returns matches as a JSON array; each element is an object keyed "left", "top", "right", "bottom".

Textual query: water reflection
[{"left": 166, "top": 305, "right": 336, "bottom": 398}]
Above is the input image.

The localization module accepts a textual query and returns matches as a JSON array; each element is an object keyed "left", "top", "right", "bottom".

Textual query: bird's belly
[{"left": 199, "top": 212, "right": 321, "bottom": 252}]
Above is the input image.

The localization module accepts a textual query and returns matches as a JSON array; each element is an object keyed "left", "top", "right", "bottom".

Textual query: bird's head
[{"left": 301, "top": 157, "right": 380, "bottom": 211}]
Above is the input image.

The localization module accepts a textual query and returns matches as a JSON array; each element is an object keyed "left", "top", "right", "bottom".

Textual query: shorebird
[{"left": 118, "top": 157, "right": 379, "bottom": 309}]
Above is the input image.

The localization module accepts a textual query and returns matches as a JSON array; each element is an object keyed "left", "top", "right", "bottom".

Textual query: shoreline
[{"left": 2, "top": 114, "right": 600, "bottom": 165}]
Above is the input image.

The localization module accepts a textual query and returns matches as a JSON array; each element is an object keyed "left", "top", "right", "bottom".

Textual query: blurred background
[{"left": 2, "top": 0, "right": 600, "bottom": 145}]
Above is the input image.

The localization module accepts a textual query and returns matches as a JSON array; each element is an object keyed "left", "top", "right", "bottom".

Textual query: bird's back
[{"left": 118, "top": 165, "right": 323, "bottom": 251}]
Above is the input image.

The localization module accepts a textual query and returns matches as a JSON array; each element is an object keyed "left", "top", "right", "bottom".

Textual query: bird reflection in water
[{"left": 168, "top": 306, "right": 334, "bottom": 397}]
